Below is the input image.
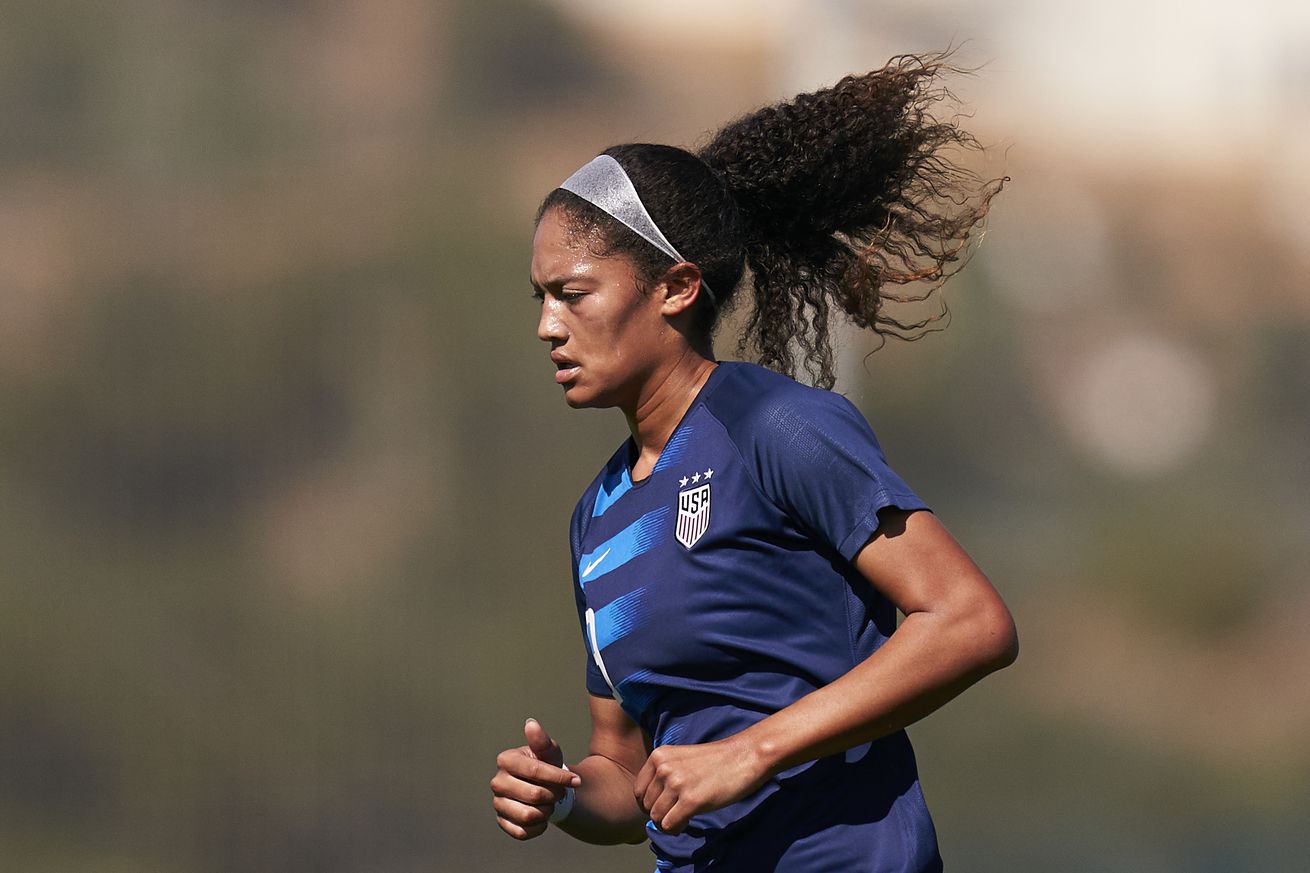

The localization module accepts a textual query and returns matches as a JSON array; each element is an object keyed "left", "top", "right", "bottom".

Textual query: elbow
[
  {"left": 971, "top": 600, "right": 1018, "bottom": 674},
  {"left": 991, "top": 618, "right": 1019, "bottom": 672},
  {"left": 958, "top": 597, "right": 1016, "bottom": 671}
]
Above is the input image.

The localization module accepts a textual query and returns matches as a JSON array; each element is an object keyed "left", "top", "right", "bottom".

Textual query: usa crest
[{"left": 676, "top": 483, "right": 711, "bottom": 549}]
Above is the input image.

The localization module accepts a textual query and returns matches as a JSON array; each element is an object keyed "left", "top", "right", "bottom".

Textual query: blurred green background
[{"left": 3, "top": 1, "right": 1308, "bottom": 871}]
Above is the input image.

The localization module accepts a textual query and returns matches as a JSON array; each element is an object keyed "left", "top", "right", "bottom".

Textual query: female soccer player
[{"left": 490, "top": 54, "right": 1017, "bottom": 872}]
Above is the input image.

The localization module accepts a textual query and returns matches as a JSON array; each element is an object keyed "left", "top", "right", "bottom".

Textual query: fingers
[
  {"left": 636, "top": 749, "right": 670, "bottom": 813},
  {"left": 490, "top": 765, "right": 565, "bottom": 806},
  {"left": 635, "top": 750, "right": 696, "bottom": 835},
  {"left": 493, "top": 795, "right": 553, "bottom": 840},
  {"left": 495, "top": 746, "right": 580, "bottom": 788},
  {"left": 633, "top": 755, "right": 655, "bottom": 806},
  {"left": 492, "top": 722, "right": 582, "bottom": 841},
  {"left": 523, "top": 718, "right": 563, "bottom": 767},
  {"left": 643, "top": 783, "right": 696, "bottom": 836},
  {"left": 650, "top": 796, "right": 695, "bottom": 835},
  {"left": 495, "top": 811, "right": 548, "bottom": 841},
  {"left": 490, "top": 747, "right": 569, "bottom": 842},
  {"left": 640, "top": 771, "right": 662, "bottom": 816},
  {"left": 646, "top": 785, "right": 676, "bottom": 830}
]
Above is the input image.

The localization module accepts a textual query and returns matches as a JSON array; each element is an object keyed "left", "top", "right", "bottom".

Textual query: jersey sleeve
[
  {"left": 568, "top": 495, "right": 614, "bottom": 698},
  {"left": 749, "top": 389, "right": 929, "bottom": 561}
]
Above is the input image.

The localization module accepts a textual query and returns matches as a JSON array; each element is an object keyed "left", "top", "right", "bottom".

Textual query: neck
[{"left": 624, "top": 348, "right": 717, "bottom": 477}]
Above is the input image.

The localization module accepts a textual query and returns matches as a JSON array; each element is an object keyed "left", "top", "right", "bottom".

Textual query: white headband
[{"left": 558, "top": 155, "right": 715, "bottom": 305}]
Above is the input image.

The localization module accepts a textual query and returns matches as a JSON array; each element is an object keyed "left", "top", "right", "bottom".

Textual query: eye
[
  {"left": 530, "top": 287, "right": 545, "bottom": 301},
  {"left": 561, "top": 289, "right": 587, "bottom": 303}
]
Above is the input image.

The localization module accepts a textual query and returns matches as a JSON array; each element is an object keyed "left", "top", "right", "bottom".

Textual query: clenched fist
[{"left": 490, "top": 718, "right": 581, "bottom": 840}]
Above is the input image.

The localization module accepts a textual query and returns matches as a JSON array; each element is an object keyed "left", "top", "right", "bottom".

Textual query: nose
[{"left": 537, "top": 297, "right": 567, "bottom": 344}]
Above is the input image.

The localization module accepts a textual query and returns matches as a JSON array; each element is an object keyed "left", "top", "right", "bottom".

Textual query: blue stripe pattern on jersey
[
  {"left": 577, "top": 505, "right": 671, "bottom": 587},
  {"left": 617, "top": 669, "right": 662, "bottom": 721},
  {"left": 654, "top": 720, "right": 687, "bottom": 747},
  {"left": 652, "top": 426, "right": 694, "bottom": 473},
  {"left": 593, "top": 588, "right": 649, "bottom": 651},
  {"left": 592, "top": 465, "right": 633, "bottom": 517}
]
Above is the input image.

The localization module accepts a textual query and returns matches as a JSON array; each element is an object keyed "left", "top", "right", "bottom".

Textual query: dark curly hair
[{"left": 537, "top": 51, "right": 1007, "bottom": 390}]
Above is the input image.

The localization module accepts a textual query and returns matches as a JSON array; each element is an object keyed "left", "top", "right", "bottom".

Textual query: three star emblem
[{"left": 679, "top": 468, "right": 713, "bottom": 488}]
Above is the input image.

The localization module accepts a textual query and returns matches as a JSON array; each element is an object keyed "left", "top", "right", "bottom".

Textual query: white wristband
[{"left": 549, "top": 765, "right": 575, "bottom": 824}]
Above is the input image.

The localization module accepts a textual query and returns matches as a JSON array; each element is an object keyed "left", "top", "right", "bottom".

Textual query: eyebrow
[{"left": 529, "top": 273, "right": 596, "bottom": 291}]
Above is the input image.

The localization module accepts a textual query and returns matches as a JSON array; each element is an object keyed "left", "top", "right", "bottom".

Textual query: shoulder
[
  {"left": 705, "top": 363, "right": 925, "bottom": 558},
  {"left": 704, "top": 361, "right": 872, "bottom": 454}
]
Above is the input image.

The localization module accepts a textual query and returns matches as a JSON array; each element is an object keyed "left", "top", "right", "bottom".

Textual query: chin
[
  {"left": 561, "top": 381, "right": 617, "bottom": 410},
  {"left": 560, "top": 382, "right": 591, "bottom": 409}
]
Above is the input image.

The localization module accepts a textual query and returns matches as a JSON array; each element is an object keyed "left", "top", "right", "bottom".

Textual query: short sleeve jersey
[{"left": 568, "top": 362, "right": 943, "bottom": 873}]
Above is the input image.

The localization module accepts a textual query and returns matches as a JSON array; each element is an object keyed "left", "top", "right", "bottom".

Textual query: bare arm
[
  {"left": 556, "top": 695, "right": 650, "bottom": 845},
  {"left": 736, "top": 507, "right": 1017, "bottom": 771},
  {"left": 490, "top": 696, "right": 649, "bottom": 845},
  {"left": 635, "top": 508, "right": 1018, "bottom": 833}
]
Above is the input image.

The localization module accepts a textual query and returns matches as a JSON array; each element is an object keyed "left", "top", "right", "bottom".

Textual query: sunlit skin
[
  {"left": 529, "top": 207, "right": 716, "bottom": 479},
  {"left": 490, "top": 207, "right": 1019, "bottom": 844}
]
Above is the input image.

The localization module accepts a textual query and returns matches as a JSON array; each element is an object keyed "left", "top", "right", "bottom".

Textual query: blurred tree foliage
[{"left": 0, "top": 2, "right": 1306, "bottom": 872}]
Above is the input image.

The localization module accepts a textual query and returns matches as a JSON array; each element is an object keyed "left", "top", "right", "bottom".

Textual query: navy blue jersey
[{"left": 569, "top": 361, "right": 942, "bottom": 872}]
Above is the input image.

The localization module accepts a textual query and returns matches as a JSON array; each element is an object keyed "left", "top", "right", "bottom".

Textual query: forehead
[{"left": 530, "top": 207, "right": 619, "bottom": 284}]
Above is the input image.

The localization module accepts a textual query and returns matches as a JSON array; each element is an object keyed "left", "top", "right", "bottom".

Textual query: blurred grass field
[{"left": 2, "top": 1, "right": 1308, "bottom": 871}]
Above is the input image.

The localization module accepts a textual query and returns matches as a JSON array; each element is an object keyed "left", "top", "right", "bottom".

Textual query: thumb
[{"left": 524, "top": 717, "right": 564, "bottom": 767}]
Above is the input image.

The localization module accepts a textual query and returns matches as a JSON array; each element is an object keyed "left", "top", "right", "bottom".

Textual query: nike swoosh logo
[{"left": 581, "top": 547, "right": 612, "bottom": 579}]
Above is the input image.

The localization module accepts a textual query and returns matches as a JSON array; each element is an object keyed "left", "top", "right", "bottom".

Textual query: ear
[{"left": 657, "top": 263, "right": 707, "bottom": 317}]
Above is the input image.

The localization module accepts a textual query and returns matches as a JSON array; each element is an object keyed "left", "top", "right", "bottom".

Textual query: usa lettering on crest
[{"left": 676, "top": 483, "right": 711, "bottom": 548}]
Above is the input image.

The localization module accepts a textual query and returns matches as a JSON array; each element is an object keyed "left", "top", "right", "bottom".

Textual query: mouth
[{"left": 553, "top": 359, "right": 580, "bottom": 384}]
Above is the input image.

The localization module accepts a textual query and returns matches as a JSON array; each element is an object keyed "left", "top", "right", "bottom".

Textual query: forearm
[
  {"left": 626, "top": 512, "right": 1018, "bottom": 837},
  {"left": 555, "top": 753, "right": 649, "bottom": 845},
  {"left": 741, "top": 605, "right": 1017, "bottom": 777}
]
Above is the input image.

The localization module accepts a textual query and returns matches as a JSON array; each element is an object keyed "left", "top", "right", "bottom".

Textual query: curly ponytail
[{"left": 539, "top": 51, "right": 1006, "bottom": 390}]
